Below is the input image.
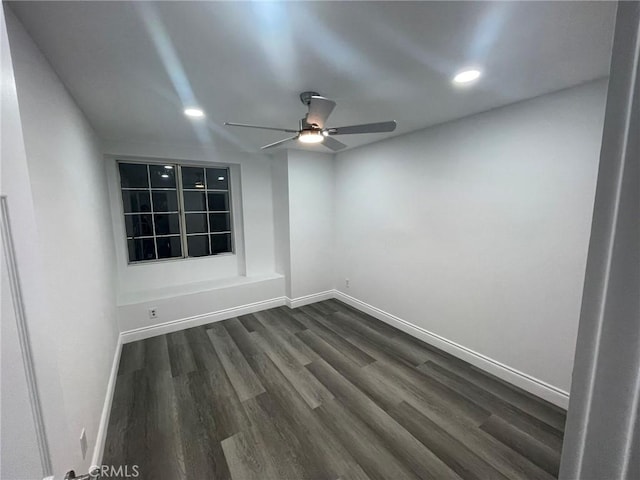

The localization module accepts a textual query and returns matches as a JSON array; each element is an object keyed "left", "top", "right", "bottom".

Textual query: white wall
[
  {"left": 334, "top": 80, "right": 607, "bottom": 396},
  {"left": 271, "top": 151, "right": 292, "bottom": 297},
  {"left": 287, "top": 150, "right": 335, "bottom": 299},
  {"left": 102, "top": 141, "right": 284, "bottom": 332},
  {"left": 6, "top": 9, "right": 119, "bottom": 477},
  {"left": 1, "top": 6, "right": 50, "bottom": 478}
]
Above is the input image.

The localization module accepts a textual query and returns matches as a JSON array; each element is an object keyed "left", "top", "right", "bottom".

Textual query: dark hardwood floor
[{"left": 103, "top": 300, "right": 566, "bottom": 480}]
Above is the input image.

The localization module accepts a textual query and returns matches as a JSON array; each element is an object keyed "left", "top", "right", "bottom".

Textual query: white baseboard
[
  {"left": 120, "top": 296, "right": 286, "bottom": 344},
  {"left": 286, "top": 290, "right": 335, "bottom": 308},
  {"left": 91, "top": 333, "right": 123, "bottom": 468},
  {"left": 333, "top": 290, "right": 570, "bottom": 409}
]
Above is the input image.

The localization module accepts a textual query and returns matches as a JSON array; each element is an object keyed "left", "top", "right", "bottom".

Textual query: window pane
[
  {"left": 182, "top": 167, "right": 206, "bottom": 189},
  {"left": 127, "top": 238, "right": 155, "bottom": 262},
  {"left": 124, "top": 214, "right": 153, "bottom": 237},
  {"left": 211, "top": 233, "right": 232, "bottom": 254},
  {"left": 187, "top": 235, "right": 209, "bottom": 257},
  {"left": 208, "top": 192, "right": 229, "bottom": 211},
  {"left": 149, "top": 165, "right": 176, "bottom": 188},
  {"left": 122, "top": 190, "right": 151, "bottom": 213},
  {"left": 156, "top": 236, "right": 182, "bottom": 259},
  {"left": 209, "top": 213, "right": 230, "bottom": 232},
  {"left": 185, "top": 213, "right": 207, "bottom": 234},
  {"left": 206, "top": 168, "right": 229, "bottom": 190},
  {"left": 183, "top": 191, "right": 206, "bottom": 211},
  {"left": 152, "top": 191, "right": 178, "bottom": 212},
  {"left": 119, "top": 163, "right": 148, "bottom": 188},
  {"left": 154, "top": 214, "right": 180, "bottom": 235}
]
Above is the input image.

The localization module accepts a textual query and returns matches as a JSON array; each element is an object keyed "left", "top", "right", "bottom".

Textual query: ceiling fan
[{"left": 224, "top": 91, "right": 397, "bottom": 151}]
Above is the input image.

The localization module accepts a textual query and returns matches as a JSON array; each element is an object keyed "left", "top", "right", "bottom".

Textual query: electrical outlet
[
  {"left": 80, "top": 428, "right": 87, "bottom": 460},
  {"left": 345, "top": 278, "right": 350, "bottom": 288},
  {"left": 148, "top": 308, "right": 157, "bottom": 319}
]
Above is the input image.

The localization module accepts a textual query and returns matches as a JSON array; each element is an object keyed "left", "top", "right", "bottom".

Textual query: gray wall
[
  {"left": 1, "top": 5, "right": 46, "bottom": 478},
  {"left": 5, "top": 8, "right": 119, "bottom": 476},
  {"left": 287, "top": 150, "right": 335, "bottom": 300},
  {"left": 333, "top": 80, "right": 608, "bottom": 404}
]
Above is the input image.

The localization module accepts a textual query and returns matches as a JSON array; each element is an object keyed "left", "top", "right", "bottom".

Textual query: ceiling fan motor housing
[
  {"left": 299, "top": 91, "right": 321, "bottom": 106},
  {"left": 300, "top": 116, "right": 321, "bottom": 131}
]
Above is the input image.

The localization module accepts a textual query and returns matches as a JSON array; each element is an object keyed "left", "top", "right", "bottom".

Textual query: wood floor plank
[
  {"left": 236, "top": 313, "right": 264, "bottom": 333},
  {"left": 173, "top": 372, "right": 231, "bottom": 480},
  {"left": 292, "top": 309, "right": 376, "bottom": 367},
  {"left": 379, "top": 377, "right": 556, "bottom": 480},
  {"left": 102, "top": 370, "right": 136, "bottom": 465},
  {"left": 305, "top": 306, "right": 424, "bottom": 369},
  {"left": 262, "top": 308, "right": 321, "bottom": 365},
  {"left": 333, "top": 310, "right": 439, "bottom": 365},
  {"left": 298, "top": 329, "right": 400, "bottom": 410},
  {"left": 307, "top": 358, "right": 462, "bottom": 480},
  {"left": 321, "top": 310, "right": 432, "bottom": 366},
  {"left": 222, "top": 430, "right": 276, "bottom": 480},
  {"left": 315, "top": 397, "right": 420, "bottom": 480},
  {"left": 144, "top": 371, "right": 187, "bottom": 480},
  {"left": 183, "top": 326, "right": 223, "bottom": 371},
  {"left": 241, "top": 393, "right": 312, "bottom": 480},
  {"left": 190, "top": 364, "right": 250, "bottom": 442},
  {"left": 427, "top": 354, "right": 567, "bottom": 431},
  {"left": 419, "top": 361, "right": 564, "bottom": 451},
  {"left": 480, "top": 414, "right": 561, "bottom": 477},
  {"left": 166, "top": 330, "right": 197, "bottom": 377},
  {"left": 272, "top": 307, "right": 308, "bottom": 331},
  {"left": 325, "top": 300, "right": 403, "bottom": 338},
  {"left": 141, "top": 334, "right": 172, "bottom": 375},
  {"left": 364, "top": 360, "right": 491, "bottom": 426},
  {"left": 106, "top": 369, "right": 186, "bottom": 480},
  {"left": 388, "top": 401, "right": 510, "bottom": 480},
  {"left": 233, "top": 332, "right": 371, "bottom": 480},
  {"left": 251, "top": 329, "right": 334, "bottom": 409},
  {"left": 254, "top": 309, "right": 306, "bottom": 334},
  {"left": 117, "top": 341, "right": 144, "bottom": 376},
  {"left": 207, "top": 323, "right": 265, "bottom": 402},
  {"left": 306, "top": 300, "right": 338, "bottom": 316},
  {"left": 223, "top": 317, "right": 264, "bottom": 358}
]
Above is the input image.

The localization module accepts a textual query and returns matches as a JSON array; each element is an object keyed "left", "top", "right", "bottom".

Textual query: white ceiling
[{"left": 9, "top": 1, "right": 615, "bottom": 153}]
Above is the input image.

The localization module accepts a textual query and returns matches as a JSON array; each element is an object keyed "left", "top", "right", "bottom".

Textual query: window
[{"left": 118, "top": 161, "right": 233, "bottom": 263}]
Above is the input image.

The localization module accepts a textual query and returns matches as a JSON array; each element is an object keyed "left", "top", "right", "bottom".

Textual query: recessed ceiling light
[
  {"left": 298, "top": 130, "right": 324, "bottom": 144},
  {"left": 184, "top": 108, "right": 205, "bottom": 118},
  {"left": 218, "top": 176, "right": 225, "bottom": 181},
  {"left": 164, "top": 165, "right": 173, "bottom": 170},
  {"left": 161, "top": 173, "right": 169, "bottom": 178},
  {"left": 453, "top": 69, "right": 482, "bottom": 85}
]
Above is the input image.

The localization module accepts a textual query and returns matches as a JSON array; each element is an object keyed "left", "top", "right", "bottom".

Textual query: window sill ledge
[{"left": 117, "top": 272, "right": 284, "bottom": 306}]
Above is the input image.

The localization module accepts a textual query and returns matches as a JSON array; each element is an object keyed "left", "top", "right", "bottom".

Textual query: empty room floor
[{"left": 103, "top": 300, "right": 566, "bottom": 480}]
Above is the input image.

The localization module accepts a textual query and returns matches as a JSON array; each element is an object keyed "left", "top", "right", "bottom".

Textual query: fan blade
[
  {"left": 326, "top": 120, "right": 397, "bottom": 135},
  {"left": 322, "top": 136, "right": 347, "bottom": 151},
  {"left": 307, "top": 96, "right": 336, "bottom": 128},
  {"left": 260, "top": 135, "right": 298, "bottom": 150},
  {"left": 225, "top": 122, "right": 298, "bottom": 133}
]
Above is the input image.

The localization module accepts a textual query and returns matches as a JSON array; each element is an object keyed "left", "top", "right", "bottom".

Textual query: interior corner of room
[{"left": 1, "top": 1, "right": 638, "bottom": 480}]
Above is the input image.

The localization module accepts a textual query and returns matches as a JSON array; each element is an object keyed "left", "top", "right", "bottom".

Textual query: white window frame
[{"left": 117, "top": 159, "right": 235, "bottom": 264}]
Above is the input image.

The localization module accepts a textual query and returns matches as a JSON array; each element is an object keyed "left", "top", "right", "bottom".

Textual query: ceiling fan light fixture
[{"left": 298, "top": 130, "right": 324, "bottom": 144}]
